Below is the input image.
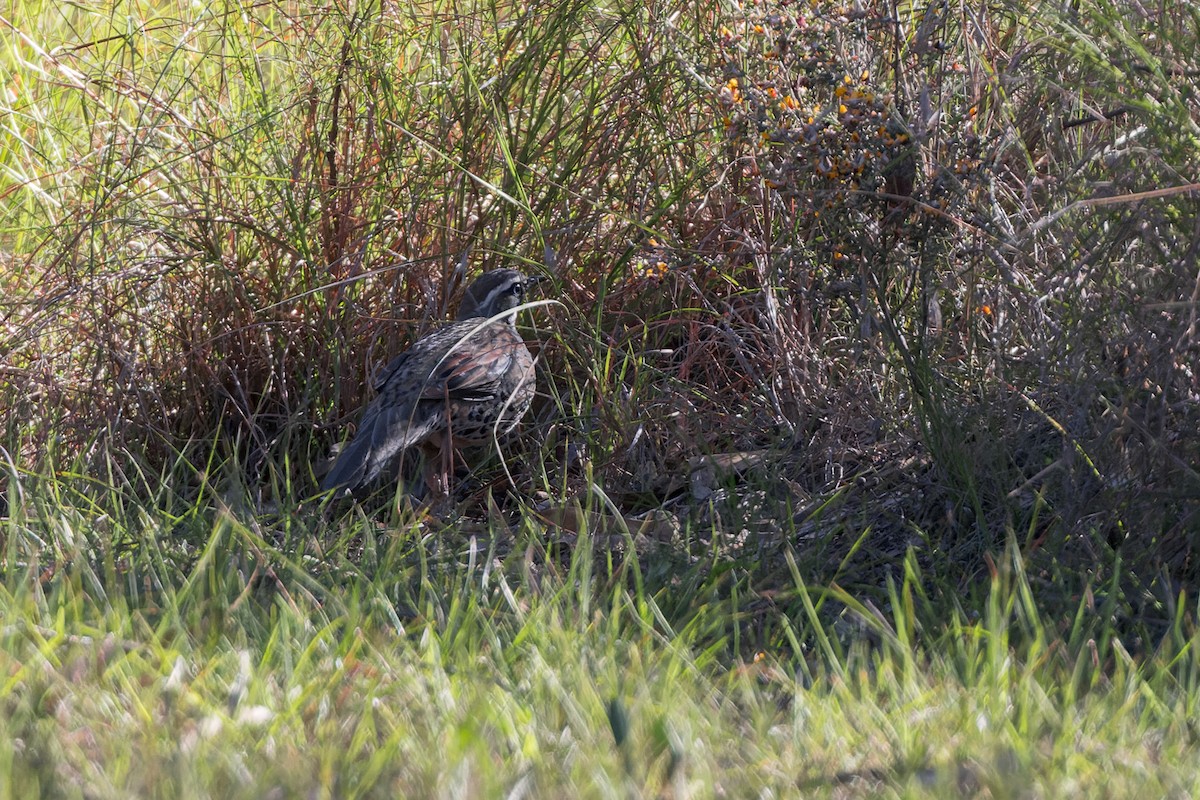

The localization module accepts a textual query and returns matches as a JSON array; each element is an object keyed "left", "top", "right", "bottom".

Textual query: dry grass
[{"left": 1, "top": 0, "right": 1198, "bottom": 636}]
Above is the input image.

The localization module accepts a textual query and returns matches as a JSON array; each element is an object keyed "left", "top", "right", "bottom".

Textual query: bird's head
[{"left": 456, "top": 269, "right": 544, "bottom": 322}]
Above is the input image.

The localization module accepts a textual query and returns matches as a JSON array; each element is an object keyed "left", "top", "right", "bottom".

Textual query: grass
[
  {"left": 2, "top": 0, "right": 1200, "bottom": 795},
  {"left": 4, "top": 480, "right": 1200, "bottom": 797}
]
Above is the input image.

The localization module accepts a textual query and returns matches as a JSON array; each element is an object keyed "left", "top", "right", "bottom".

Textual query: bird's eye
[{"left": 512, "top": 282, "right": 525, "bottom": 297}]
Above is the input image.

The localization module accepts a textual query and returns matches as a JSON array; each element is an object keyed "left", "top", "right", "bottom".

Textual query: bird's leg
[
  {"left": 420, "top": 433, "right": 459, "bottom": 498},
  {"left": 441, "top": 436, "right": 455, "bottom": 496},
  {"left": 438, "top": 411, "right": 461, "bottom": 497},
  {"left": 419, "top": 441, "right": 446, "bottom": 499}
]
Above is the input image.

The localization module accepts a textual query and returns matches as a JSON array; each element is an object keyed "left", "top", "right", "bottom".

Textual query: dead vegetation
[{"left": 2, "top": 0, "right": 1198, "bottom": 592}]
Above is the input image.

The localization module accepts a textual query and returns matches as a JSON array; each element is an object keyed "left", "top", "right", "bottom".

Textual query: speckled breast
[{"left": 441, "top": 328, "right": 535, "bottom": 448}]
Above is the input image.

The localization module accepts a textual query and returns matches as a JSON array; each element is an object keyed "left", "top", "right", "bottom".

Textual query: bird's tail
[{"left": 320, "top": 402, "right": 438, "bottom": 494}]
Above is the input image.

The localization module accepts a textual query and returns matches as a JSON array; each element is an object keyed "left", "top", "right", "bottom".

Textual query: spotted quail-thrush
[{"left": 322, "top": 269, "right": 541, "bottom": 496}]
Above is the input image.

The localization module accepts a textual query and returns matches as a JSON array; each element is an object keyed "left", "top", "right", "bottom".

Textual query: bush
[{"left": 1, "top": 0, "right": 1198, "bottom": 585}]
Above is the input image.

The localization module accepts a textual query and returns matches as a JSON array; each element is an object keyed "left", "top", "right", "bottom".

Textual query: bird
[{"left": 321, "top": 269, "right": 541, "bottom": 497}]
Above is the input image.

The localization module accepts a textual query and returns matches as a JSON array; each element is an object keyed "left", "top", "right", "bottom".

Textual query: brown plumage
[{"left": 322, "top": 269, "right": 541, "bottom": 496}]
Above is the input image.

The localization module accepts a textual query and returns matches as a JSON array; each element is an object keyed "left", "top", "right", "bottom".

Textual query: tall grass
[
  {"left": 2, "top": 0, "right": 1200, "bottom": 794},
  {"left": 3, "top": 1, "right": 1195, "bottom": 559}
]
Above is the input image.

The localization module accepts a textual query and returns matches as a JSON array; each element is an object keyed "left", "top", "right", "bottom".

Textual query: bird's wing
[
  {"left": 372, "top": 350, "right": 410, "bottom": 393},
  {"left": 404, "top": 321, "right": 524, "bottom": 402}
]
